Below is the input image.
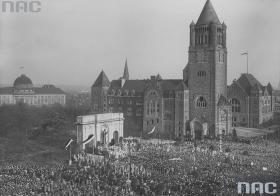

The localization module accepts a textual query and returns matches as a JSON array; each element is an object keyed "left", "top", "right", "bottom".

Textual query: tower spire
[
  {"left": 123, "top": 58, "right": 129, "bottom": 80},
  {"left": 196, "top": 0, "right": 221, "bottom": 25}
]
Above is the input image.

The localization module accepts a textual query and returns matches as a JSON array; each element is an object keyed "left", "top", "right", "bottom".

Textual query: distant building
[
  {"left": 76, "top": 113, "right": 124, "bottom": 152},
  {"left": 0, "top": 74, "right": 66, "bottom": 106},
  {"left": 228, "top": 74, "right": 274, "bottom": 128}
]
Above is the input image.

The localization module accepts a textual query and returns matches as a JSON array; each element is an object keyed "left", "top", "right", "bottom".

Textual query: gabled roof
[
  {"left": 160, "top": 80, "right": 182, "bottom": 91},
  {"left": 92, "top": 71, "right": 110, "bottom": 88},
  {"left": 196, "top": 0, "right": 221, "bottom": 25},
  {"left": 267, "top": 83, "right": 273, "bottom": 94},
  {"left": 175, "top": 81, "right": 188, "bottom": 91},
  {"left": 236, "top": 73, "right": 263, "bottom": 95},
  {"left": 122, "top": 80, "right": 147, "bottom": 92}
]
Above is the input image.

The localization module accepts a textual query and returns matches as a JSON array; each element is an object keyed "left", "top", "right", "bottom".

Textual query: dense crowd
[{"left": 1, "top": 139, "right": 280, "bottom": 195}]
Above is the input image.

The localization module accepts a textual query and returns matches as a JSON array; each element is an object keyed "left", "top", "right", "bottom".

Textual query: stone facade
[
  {"left": 76, "top": 113, "right": 124, "bottom": 152},
  {"left": 227, "top": 74, "right": 274, "bottom": 128}
]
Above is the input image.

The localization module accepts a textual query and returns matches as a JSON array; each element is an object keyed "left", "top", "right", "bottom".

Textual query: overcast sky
[{"left": 0, "top": 0, "right": 279, "bottom": 88}]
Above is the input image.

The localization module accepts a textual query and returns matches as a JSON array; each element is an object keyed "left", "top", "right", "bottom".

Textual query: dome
[{"left": 13, "top": 74, "right": 33, "bottom": 88}]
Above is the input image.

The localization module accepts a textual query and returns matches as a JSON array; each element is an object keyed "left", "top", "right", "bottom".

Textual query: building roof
[
  {"left": 196, "top": 0, "right": 221, "bottom": 25},
  {"left": 13, "top": 74, "right": 33, "bottom": 88},
  {"left": 160, "top": 80, "right": 183, "bottom": 91},
  {"left": 175, "top": 81, "right": 188, "bottom": 91},
  {"left": 236, "top": 73, "right": 263, "bottom": 95},
  {"left": 92, "top": 71, "right": 110, "bottom": 88},
  {"left": 122, "top": 80, "right": 148, "bottom": 92},
  {"left": 273, "top": 90, "right": 280, "bottom": 97},
  {"left": 34, "top": 86, "right": 65, "bottom": 94}
]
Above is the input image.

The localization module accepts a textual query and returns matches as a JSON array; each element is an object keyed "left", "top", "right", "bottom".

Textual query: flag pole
[
  {"left": 247, "top": 52, "right": 249, "bottom": 74},
  {"left": 241, "top": 51, "right": 249, "bottom": 74},
  {"left": 69, "top": 142, "right": 72, "bottom": 165}
]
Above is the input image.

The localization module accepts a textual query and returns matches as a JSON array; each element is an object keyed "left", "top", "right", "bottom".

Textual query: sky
[{"left": 0, "top": 0, "right": 280, "bottom": 88}]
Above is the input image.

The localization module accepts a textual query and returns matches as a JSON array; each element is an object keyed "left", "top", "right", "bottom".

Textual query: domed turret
[{"left": 13, "top": 74, "right": 33, "bottom": 88}]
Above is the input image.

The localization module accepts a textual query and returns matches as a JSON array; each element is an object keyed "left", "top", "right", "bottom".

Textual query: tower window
[
  {"left": 197, "top": 71, "right": 206, "bottom": 77},
  {"left": 196, "top": 96, "right": 207, "bottom": 108}
]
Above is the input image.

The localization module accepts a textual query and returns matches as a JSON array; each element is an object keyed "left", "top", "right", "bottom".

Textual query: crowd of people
[{"left": 1, "top": 138, "right": 280, "bottom": 195}]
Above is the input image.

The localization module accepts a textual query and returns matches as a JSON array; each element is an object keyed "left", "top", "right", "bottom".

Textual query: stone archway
[
  {"left": 194, "top": 121, "right": 203, "bottom": 140},
  {"left": 190, "top": 118, "right": 208, "bottom": 140}
]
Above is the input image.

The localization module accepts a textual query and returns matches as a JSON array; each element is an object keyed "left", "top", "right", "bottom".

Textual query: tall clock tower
[{"left": 184, "top": 0, "right": 228, "bottom": 137}]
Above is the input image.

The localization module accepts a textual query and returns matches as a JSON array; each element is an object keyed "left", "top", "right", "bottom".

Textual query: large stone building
[
  {"left": 228, "top": 74, "right": 274, "bottom": 128},
  {"left": 183, "top": 0, "right": 232, "bottom": 137},
  {"left": 91, "top": 62, "right": 189, "bottom": 139},
  {"left": 0, "top": 74, "right": 66, "bottom": 106},
  {"left": 91, "top": 0, "right": 233, "bottom": 139}
]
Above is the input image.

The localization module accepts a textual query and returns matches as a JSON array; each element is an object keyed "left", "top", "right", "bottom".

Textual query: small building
[{"left": 76, "top": 113, "right": 124, "bottom": 152}]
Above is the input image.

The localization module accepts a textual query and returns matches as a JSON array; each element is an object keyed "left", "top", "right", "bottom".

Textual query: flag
[
  {"left": 65, "top": 139, "right": 74, "bottom": 150},
  {"left": 263, "top": 167, "right": 268, "bottom": 171},
  {"left": 81, "top": 134, "right": 95, "bottom": 145},
  {"left": 147, "top": 127, "right": 155, "bottom": 135},
  {"left": 241, "top": 52, "right": 248, "bottom": 55}
]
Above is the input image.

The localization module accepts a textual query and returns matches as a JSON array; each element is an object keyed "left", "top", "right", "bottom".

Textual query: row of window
[
  {"left": 0, "top": 95, "right": 65, "bottom": 105},
  {"left": 195, "top": 34, "right": 224, "bottom": 45},
  {"left": 108, "top": 98, "right": 143, "bottom": 105},
  {"left": 197, "top": 71, "right": 206, "bottom": 77},
  {"left": 108, "top": 107, "right": 143, "bottom": 116},
  {"left": 108, "top": 89, "right": 136, "bottom": 96}
]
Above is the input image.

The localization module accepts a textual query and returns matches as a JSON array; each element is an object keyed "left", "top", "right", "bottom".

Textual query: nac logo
[
  {"left": 1, "top": 0, "right": 41, "bottom": 13},
  {"left": 238, "top": 182, "right": 277, "bottom": 194}
]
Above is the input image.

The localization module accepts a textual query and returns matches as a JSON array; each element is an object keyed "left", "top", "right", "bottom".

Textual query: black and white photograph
[{"left": 0, "top": 0, "right": 280, "bottom": 195}]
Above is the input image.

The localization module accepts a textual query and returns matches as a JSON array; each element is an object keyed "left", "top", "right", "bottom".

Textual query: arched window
[
  {"left": 196, "top": 96, "right": 207, "bottom": 108},
  {"left": 231, "top": 98, "right": 241, "bottom": 112}
]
